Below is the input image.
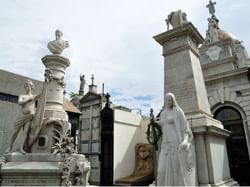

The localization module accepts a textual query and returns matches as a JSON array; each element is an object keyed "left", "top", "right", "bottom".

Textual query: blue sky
[{"left": 0, "top": 0, "right": 250, "bottom": 115}]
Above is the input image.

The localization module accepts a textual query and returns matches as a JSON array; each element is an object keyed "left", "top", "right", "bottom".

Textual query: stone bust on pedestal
[{"left": 47, "top": 30, "right": 69, "bottom": 55}]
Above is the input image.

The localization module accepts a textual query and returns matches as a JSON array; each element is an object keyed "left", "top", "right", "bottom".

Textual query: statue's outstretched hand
[{"left": 179, "top": 141, "right": 190, "bottom": 151}]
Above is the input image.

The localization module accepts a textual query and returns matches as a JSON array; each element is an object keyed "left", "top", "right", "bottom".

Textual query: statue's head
[
  {"left": 24, "top": 80, "right": 34, "bottom": 93},
  {"left": 137, "top": 145, "right": 150, "bottom": 159},
  {"left": 165, "top": 92, "right": 178, "bottom": 109},
  {"left": 55, "top": 30, "right": 63, "bottom": 40}
]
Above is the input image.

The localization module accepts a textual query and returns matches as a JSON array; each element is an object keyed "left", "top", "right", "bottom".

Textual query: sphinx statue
[{"left": 115, "top": 143, "right": 155, "bottom": 186}]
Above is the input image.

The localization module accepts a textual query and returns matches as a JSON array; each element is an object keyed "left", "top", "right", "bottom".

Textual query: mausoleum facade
[{"left": 200, "top": 1, "right": 250, "bottom": 184}]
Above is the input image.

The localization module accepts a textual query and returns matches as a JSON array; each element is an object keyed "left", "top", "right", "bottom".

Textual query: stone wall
[{"left": 113, "top": 109, "right": 148, "bottom": 182}]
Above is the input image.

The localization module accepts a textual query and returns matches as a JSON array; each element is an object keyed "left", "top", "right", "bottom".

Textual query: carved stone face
[
  {"left": 165, "top": 94, "right": 174, "bottom": 108},
  {"left": 24, "top": 81, "right": 34, "bottom": 94},
  {"left": 138, "top": 147, "right": 149, "bottom": 159},
  {"left": 55, "top": 30, "right": 63, "bottom": 40}
]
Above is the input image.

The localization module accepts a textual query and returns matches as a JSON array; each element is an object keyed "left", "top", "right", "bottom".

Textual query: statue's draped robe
[{"left": 157, "top": 107, "right": 196, "bottom": 186}]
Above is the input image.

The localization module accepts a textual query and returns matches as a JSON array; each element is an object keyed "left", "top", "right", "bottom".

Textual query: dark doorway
[{"left": 214, "top": 106, "right": 250, "bottom": 185}]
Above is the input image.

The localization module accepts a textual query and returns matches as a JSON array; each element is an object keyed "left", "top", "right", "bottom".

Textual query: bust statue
[{"left": 47, "top": 30, "right": 69, "bottom": 55}]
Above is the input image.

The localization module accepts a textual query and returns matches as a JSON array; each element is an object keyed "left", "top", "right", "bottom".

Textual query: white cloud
[{"left": 0, "top": 0, "right": 249, "bottom": 115}]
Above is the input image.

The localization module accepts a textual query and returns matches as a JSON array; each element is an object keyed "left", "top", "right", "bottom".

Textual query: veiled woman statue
[{"left": 157, "top": 93, "right": 196, "bottom": 186}]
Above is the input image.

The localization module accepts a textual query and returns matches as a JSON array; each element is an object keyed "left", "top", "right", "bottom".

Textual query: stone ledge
[{"left": 4, "top": 153, "right": 63, "bottom": 162}]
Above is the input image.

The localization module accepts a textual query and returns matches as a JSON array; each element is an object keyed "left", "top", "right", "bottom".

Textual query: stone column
[
  {"left": 154, "top": 17, "right": 237, "bottom": 185},
  {"left": 42, "top": 55, "right": 70, "bottom": 121}
]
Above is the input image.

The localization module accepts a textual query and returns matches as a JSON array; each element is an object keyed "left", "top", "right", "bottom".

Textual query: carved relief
[{"left": 206, "top": 45, "right": 222, "bottom": 61}]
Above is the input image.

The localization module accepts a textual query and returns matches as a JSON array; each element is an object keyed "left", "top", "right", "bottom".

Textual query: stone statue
[
  {"left": 235, "top": 40, "right": 249, "bottom": 66},
  {"left": 204, "top": 1, "right": 237, "bottom": 45},
  {"left": 157, "top": 93, "right": 196, "bottom": 186},
  {"left": 115, "top": 143, "right": 154, "bottom": 186},
  {"left": 47, "top": 30, "right": 69, "bottom": 55},
  {"left": 79, "top": 74, "right": 85, "bottom": 95},
  {"left": 6, "top": 80, "right": 39, "bottom": 154},
  {"left": 167, "top": 10, "right": 188, "bottom": 30},
  {"left": 206, "top": 17, "right": 220, "bottom": 43}
]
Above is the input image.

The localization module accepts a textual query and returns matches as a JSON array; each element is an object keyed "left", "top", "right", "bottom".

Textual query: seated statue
[{"left": 115, "top": 143, "right": 154, "bottom": 186}]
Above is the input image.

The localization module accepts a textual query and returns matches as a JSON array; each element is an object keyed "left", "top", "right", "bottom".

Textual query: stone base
[
  {"left": 1, "top": 161, "right": 61, "bottom": 186},
  {"left": 189, "top": 113, "right": 238, "bottom": 186},
  {"left": 0, "top": 153, "right": 90, "bottom": 186}
]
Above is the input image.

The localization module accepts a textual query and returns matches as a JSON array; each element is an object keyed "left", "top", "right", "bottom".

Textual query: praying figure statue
[
  {"left": 6, "top": 80, "right": 39, "bottom": 154},
  {"left": 79, "top": 74, "right": 86, "bottom": 95},
  {"left": 47, "top": 30, "right": 69, "bottom": 55},
  {"left": 157, "top": 93, "right": 196, "bottom": 186}
]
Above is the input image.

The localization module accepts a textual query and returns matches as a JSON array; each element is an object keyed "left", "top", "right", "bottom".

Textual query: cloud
[
  {"left": 141, "top": 104, "right": 151, "bottom": 107},
  {"left": 134, "top": 95, "right": 155, "bottom": 101},
  {"left": 109, "top": 88, "right": 123, "bottom": 97}
]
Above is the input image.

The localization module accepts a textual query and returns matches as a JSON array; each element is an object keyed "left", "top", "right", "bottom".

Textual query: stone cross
[
  {"left": 91, "top": 74, "right": 95, "bottom": 85},
  {"left": 206, "top": 0, "right": 216, "bottom": 16},
  {"left": 106, "top": 93, "right": 110, "bottom": 106}
]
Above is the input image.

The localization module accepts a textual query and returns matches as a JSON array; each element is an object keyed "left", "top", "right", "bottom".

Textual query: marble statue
[
  {"left": 6, "top": 80, "right": 39, "bottom": 154},
  {"left": 47, "top": 30, "right": 69, "bottom": 55},
  {"left": 115, "top": 143, "right": 154, "bottom": 186},
  {"left": 204, "top": 1, "right": 236, "bottom": 45},
  {"left": 157, "top": 93, "right": 196, "bottom": 186},
  {"left": 79, "top": 74, "right": 85, "bottom": 95},
  {"left": 166, "top": 10, "right": 188, "bottom": 30},
  {"left": 207, "top": 17, "right": 219, "bottom": 43},
  {"left": 235, "top": 40, "right": 249, "bottom": 66}
]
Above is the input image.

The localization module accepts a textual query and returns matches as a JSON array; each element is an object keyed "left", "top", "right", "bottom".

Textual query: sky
[{"left": 0, "top": 0, "right": 250, "bottom": 116}]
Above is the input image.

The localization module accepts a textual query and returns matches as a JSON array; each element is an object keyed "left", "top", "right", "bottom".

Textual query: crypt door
[{"left": 214, "top": 107, "right": 250, "bottom": 185}]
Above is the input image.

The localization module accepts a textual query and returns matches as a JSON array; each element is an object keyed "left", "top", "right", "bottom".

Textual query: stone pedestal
[
  {"left": 30, "top": 55, "right": 70, "bottom": 153},
  {"left": 1, "top": 153, "right": 90, "bottom": 186},
  {"left": 42, "top": 55, "right": 70, "bottom": 121},
  {"left": 154, "top": 23, "right": 238, "bottom": 186}
]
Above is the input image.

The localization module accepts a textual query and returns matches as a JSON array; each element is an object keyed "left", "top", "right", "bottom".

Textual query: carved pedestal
[
  {"left": 1, "top": 154, "right": 90, "bottom": 186},
  {"left": 42, "top": 55, "right": 70, "bottom": 121},
  {"left": 31, "top": 55, "right": 70, "bottom": 153}
]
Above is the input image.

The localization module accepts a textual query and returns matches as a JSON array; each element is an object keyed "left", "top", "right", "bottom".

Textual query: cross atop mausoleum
[
  {"left": 91, "top": 74, "right": 95, "bottom": 85},
  {"left": 206, "top": 0, "right": 216, "bottom": 17}
]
